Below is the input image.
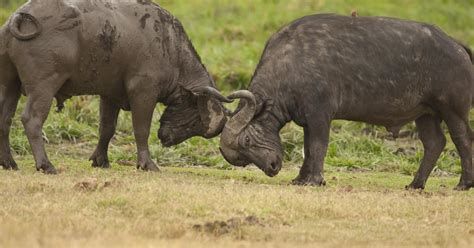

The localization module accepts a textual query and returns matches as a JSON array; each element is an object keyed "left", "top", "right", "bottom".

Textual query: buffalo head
[
  {"left": 158, "top": 86, "right": 232, "bottom": 146},
  {"left": 219, "top": 90, "right": 283, "bottom": 177}
]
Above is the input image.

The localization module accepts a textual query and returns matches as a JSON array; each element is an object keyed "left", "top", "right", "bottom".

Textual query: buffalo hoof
[
  {"left": 137, "top": 159, "right": 160, "bottom": 172},
  {"left": 37, "top": 162, "right": 57, "bottom": 175},
  {"left": 405, "top": 182, "right": 425, "bottom": 190},
  {"left": 1, "top": 158, "right": 19, "bottom": 171},
  {"left": 454, "top": 181, "right": 474, "bottom": 191},
  {"left": 90, "top": 153, "right": 111, "bottom": 169},
  {"left": 292, "top": 174, "right": 326, "bottom": 186}
]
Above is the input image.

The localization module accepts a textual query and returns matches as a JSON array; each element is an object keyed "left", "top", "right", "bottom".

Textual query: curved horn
[
  {"left": 9, "top": 13, "right": 42, "bottom": 41},
  {"left": 192, "top": 86, "right": 233, "bottom": 103},
  {"left": 221, "top": 90, "right": 257, "bottom": 144}
]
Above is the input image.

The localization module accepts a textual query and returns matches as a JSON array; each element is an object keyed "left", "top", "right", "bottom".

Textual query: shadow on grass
[{"left": 164, "top": 166, "right": 462, "bottom": 192}]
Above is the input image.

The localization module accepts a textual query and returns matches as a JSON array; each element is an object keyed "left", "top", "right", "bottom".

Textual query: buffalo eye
[{"left": 244, "top": 136, "right": 251, "bottom": 148}]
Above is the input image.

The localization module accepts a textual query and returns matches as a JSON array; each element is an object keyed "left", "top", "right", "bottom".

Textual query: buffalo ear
[
  {"left": 253, "top": 99, "right": 274, "bottom": 119},
  {"left": 197, "top": 96, "right": 227, "bottom": 138},
  {"left": 182, "top": 86, "right": 230, "bottom": 137}
]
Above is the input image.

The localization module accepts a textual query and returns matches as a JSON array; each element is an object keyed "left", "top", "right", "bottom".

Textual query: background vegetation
[{"left": 1, "top": 0, "right": 473, "bottom": 175}]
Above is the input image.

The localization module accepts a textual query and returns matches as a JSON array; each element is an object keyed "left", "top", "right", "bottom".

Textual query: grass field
[{"left": 1, "top": 0, "right": 474, "bottom": 247}]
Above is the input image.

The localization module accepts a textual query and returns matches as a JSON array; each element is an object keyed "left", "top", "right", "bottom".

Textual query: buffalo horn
[
  {"left": 192, "top": 86, "right": 233, "bottom": 103},
  {"left": 221, "top": 90, "right": 257, "bottom": 143}
]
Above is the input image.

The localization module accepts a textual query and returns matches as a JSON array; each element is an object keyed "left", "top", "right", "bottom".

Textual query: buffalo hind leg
[
  {"left": 0, "top": 81, "right": 20, "bottom": 170},
  {"left": 127, "top": 77, "right": 159, "bottom": 172},
  {"left": 406, "top": 114, "right": 446, "bottom": 190},
  {"left": 292, "top": 116, "right": 330, "bottom": 186},
  {"left": 21, "top": 74, "right": 66, "bottom": 174},
  {"left": 90, "top": 97, "right": 120, "bottom": 168},
  {"left": 22, "top": 94, "right": 56, "bottom": 174},
  {"left": 441, "top": 109, "right": 473, "bottom": 190}
]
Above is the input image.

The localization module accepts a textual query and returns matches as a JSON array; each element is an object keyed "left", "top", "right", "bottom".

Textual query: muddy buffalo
[
  {"left": 0, "top": 0, "right": 231, "bottom": 173},
  {"left": 219, "top": 14, "right": 474, "bottom": 190}
]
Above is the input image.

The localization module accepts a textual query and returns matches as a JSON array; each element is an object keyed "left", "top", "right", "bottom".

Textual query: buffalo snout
[{"left": 262, "top": 155, "right": 282, "bottom": 177}]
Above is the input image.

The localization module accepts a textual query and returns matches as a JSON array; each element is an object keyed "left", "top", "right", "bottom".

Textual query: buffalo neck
[
  {"left": 157, "top": 17, "right": 211, "bottom": 105},
  {"left": 248, "top": 60, "right": 301, "bottom": 132},
  {"left": 252, "top": 91, "right": 292, "bottom": 133},
  {"left": 159, "top": 51, "right": 210, "bottom": 106}
]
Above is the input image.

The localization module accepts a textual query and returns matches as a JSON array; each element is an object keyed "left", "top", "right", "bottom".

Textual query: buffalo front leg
[
  {"left": 90, "top": 97, "right": 120, "bottom": 168},
  {"left": 127, "top": 77, "right": 159, "bottom": 172},
  {"left": 292, "top": 118, "right": 331, "bottom": 186},
  {"left": 0, "top": 81, "right": 20, "bottom": 170},
  {"left": 406, "top": 115, "right": 446, "bottom": 190}
]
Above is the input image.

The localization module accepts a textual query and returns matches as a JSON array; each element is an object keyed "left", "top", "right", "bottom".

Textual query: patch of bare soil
[
  {"left": 102, "top": 180, "right": 122, "bottom": 189},
  {"left": 73, "top": 178, "right": 122, "bottom": 192},
  {"left": 193, "top": 216, "right": 263, "bottom": 236},
  {"left": 339, "top": 185, "right": 354, "bottom": 193},
  {"left": 73, "top": 178, "right": 99, "bottom": 192}
]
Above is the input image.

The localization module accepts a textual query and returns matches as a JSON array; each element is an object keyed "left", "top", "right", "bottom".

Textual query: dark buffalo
[
  {"left": 0, "top": 0, "right": 231, "bottom": 173},
  {"left": 219, "top": 14, "right": 474, "bottom": 190}
]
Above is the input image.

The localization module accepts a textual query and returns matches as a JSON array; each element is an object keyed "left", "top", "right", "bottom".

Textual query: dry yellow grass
[{"left": 1, "top": 159, "right": 474, "bottom": 248}]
